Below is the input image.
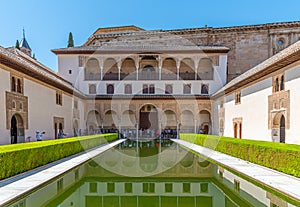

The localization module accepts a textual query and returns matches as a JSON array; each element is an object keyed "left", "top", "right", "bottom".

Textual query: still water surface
[{"left": 8, "top": 139, "right": 297, "bottom": 207}]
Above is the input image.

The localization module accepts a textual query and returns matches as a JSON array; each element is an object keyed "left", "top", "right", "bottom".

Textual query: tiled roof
[
  {"left": 86, "top": 21, "right": 300, "bottom": 40},
  {"left": 213, "top": 40, "right": 300, "bottom": 97},
  {"left": 52, "top": 45, "right": 229, "bottom": 54},
  {"left": 19, "top": 37, "right": 31, "bottom": 50},
  {"left": 0, "top": 46, "right": 84, "bottom": 97}
]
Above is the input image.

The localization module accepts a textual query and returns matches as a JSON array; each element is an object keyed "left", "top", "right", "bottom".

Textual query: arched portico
[
  {"left": 103, "top": 110, "right": 118, "bottom": 129},
  {"left": 121, "top": 58, "right": 136, "bottom": 80},
  {"left": 180, "top": 110, "right": 194, "bottom": 133},
  {"left": 162, "top": 58, "right": 177, "bottom": 80},
  {"left": 86, "top": 110, "right": 101, "bottom": 132},
  {"left": 198, "top": 110, "right": 211, "bottom": 134},
  {"left": 103, "top": 58, "right": 118, "bottom": 80},
  {"left": 161, "top": 110, "right": 177, "bottom": 130},
  {"left": 139, "top": 104, "right": 158, "bottom": 131},
  {"left": 121, "top": 110, "right": 136, "bottom": 129},
  {"left": 84, "top": 58, "right": 100, "bottom": 80},
  {"left": 179, "top": 58, "right": 195, "bottom": 80}
]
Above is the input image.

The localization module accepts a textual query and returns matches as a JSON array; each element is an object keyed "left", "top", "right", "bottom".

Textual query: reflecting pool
[{"left": 7, "top": 139, "right": 298, "bottom": 207}]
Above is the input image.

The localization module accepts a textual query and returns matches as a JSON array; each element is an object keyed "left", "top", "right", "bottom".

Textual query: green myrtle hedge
[
  {"left": 180, "top": 134, "right": 300, "bottom": 177},
  {"left": 0, "top": 133, "right": 118, "bottom": 180}
]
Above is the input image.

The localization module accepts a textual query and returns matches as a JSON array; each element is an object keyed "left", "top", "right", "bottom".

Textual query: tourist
[
  {"left": 58, "top": 129, "right": 65, "bottom": 139},
  {"left": 36, "top": 130, "right": 44, "bottom": 141}
]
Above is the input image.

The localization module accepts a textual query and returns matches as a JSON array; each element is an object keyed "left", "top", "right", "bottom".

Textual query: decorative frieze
[
  {"left": 268, "top": 90, "right": 290, "bottom": 129},
  {"left": 6, "top": 91, "right": 28, "bottom": 130}
]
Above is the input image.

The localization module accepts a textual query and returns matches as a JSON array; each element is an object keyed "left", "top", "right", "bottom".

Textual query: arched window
[
  {"left": 165, "top": 84, "right": 173, "bottom": 94},
  {"left": 280, "top": 75, "right": 284, "bottom": 91},
  {"left": 183, "top": 84, "right": 191, "bottom": 94},
  {"left": 17, "top": 79, "right": 22, "bottom": 93},
  {"left": 107, "top": 84, "right": 114, "bottom": 94},
  {"left": 201, "top": 84, "right": 209, "bottom": 94},
  {"left": 12, "top": 101, "right": 16, "bottom": 109},
  {"left": 275, "top": 78, "right": 279, "bottom": 92},
  {"left": 124, "top": 84, "right": 132, "bottom": 94},
  {"left": 11, "top": 77, "right": 16, "bottom": 92},
  {"left": 149, "top": 84, "right": 155, "bottom": 94},
  {"left": 89, "top": 84, "right": 96, "bottom": 94}
]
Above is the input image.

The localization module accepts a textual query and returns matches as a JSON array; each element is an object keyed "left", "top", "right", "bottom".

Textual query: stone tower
[{"left": 19, "top": 29, "right": 32, "bottom": 56}]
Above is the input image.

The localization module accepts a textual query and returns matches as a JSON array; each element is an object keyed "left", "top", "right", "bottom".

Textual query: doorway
[
  {"left": 280, "top": 115, "right": 285, "bottom": 143},
  {"left": 139, "top": 105, "right": 158, "bottom": 131},
  {"left": 10, "top": 114, "right": 24, "bottom": 144}
]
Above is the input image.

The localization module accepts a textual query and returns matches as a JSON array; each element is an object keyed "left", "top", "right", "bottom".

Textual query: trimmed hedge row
[
  {"left": 180, "top": 134, "right": 300, "bottom": 177},
  {"left": 0, "top": 134, "right": 118, "bottom": 180}
]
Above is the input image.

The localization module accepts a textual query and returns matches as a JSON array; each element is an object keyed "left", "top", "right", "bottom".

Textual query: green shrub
[
  {"left": 0, "top": 134, "right": 118, "bottom": 180},
  {"left": 180, "top": 134, "right": 300, "bottom": 177}
]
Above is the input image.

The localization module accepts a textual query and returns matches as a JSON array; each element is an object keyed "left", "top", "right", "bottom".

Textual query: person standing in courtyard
[
  {"left": 36, "top": 130, "right": 45, "bottom": 141},
  {"left": 58, "top": 129, "right": 65, "bottom": 139}
]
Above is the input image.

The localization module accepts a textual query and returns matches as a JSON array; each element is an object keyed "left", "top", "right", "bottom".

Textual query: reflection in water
[{"left": 7, "top": 139, "right": 298, "bottom": 207}]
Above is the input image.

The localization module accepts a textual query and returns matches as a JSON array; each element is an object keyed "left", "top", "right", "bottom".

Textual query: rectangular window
[
  {"left": 107, "top": 183, "right": 115, "bottom": 193},
  {"left": 142, "top": 84, "right": 155, "bottom": 94},
  {"left": 125, "top": 183, "right": 132, "bottom": 193},
  {"left": 89, "top": 182, "right": 98, "bottom": 193},
  {"left": 143, "top": 183, "right": 155, "bottom": 193},
  {"left": 11, "top": 75, "right": 23, "bottom": 94},
  {"left": 235, "top": 91, "right": 241, "bottom": 104},
  {"left": 165, "top": 183, "right": 173, "bottom": 193},
  {"left": 143, "top": 85, "right": 149, "bottom": 94},
  {"left": 183, "top": 183, "right": 191, "bottom": 193},
  {"left": 200, "top": 183, "right": 208, "bottom": 193},
  {"left": 234, "top": 179, "right": 240, "bottom": 192},
  {"left": 57, "top": 178, "right": 63, "bottom": 193},
  {"left": 69, "top": 70, "right": 72, "bottom": 74},
  {"left": 149, "top": 84, "right": 155, "bottom": 94}
]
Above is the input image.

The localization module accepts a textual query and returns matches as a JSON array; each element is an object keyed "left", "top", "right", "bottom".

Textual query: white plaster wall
[
  {"left": 223, "top": 78, "right": 272, "bottom": 141},
  {"left": 0, "top": 67, "right": 11, "bottom": 145},
  {"left": 211, "top": 99, "right": 220, "bottom": 135},
  {"left": 221, "top": 169, "right": 269, "bottom": 206},
  {"left": 216, "top": 55, "right": 227, "bottom": 86},
  {"left": 285, "top": 63, "right": 300, "bottom": 144},
  {"left": 25, "top": 79, "right": 73, "bottom": 141},
  {"left": 58, "top": 55, "right": 79, "bottom": 85}
]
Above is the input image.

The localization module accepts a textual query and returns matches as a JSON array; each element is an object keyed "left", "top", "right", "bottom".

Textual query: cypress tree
[
  {"left": 15, "top": 40, "right": 20, "bottom": 49},
  {"left": 67, "top": 32, "right": 74, "bottom": 47},
  {"left": 33, "top": 53, "right": 36, "bottom": 60}
]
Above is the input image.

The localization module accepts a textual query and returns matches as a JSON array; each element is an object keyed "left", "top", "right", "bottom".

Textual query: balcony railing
[
  {"left": 103, "top": 73, "right": 118, "bottom": 80},
  {"left": 85, "top": 73, "right": 101, "bottom": 81},
  {"left": 138, "top": 72, "right": 159, "bottom": 80},
  {"left": 84, "top": 71, "right": 203, "bottom": 81},
  {"left": 161, "top": 73, "right": 177, "bottom": 80},
  {"left": 179, "top": 72, "right": 195, "bottom": 80}
]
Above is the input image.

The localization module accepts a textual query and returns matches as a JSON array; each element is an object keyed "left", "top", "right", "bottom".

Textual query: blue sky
[{"left": 1, "top": 0, "right": 299, "bottom": 70}]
